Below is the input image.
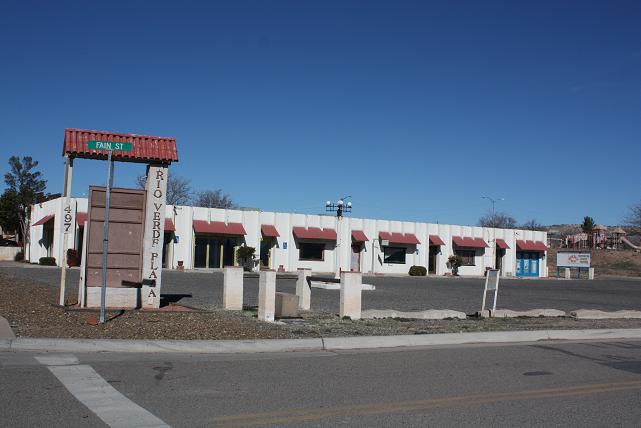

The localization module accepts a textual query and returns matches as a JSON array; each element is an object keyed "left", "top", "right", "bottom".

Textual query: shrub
[
  {"left": 236, "top": 246, "right": 256, "bottom": 272},
  {"left": 447, "top": 255, "right": 463, "bottom": 276},
  {"left": 14, "top": 251, "right": 24, "bottom": 261},
  {"left": 67, "top": 249, "right": 80, "bottom": 267},
  {"left": 39, "top": 257, "right": 57, "bottom": 266},
  {"left": 409, "top": 265, "right": 427, "bottom": 276}
]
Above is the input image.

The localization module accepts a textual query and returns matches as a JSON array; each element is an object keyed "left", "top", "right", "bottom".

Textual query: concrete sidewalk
[{"left": 2, "top": 328, "right": 640, "bottom": 355}]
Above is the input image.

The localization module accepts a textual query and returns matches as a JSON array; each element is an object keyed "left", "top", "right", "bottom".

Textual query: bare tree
[
  {"left": 193, "top": 189, "right": 235, "bottom": 209},
  {"left": 478, "top": 211, "right": 517, "bottom": 229},
  {"left": 623, "top": 201, "right": 641, "bottom": 232},
  {"left": 521, "top": 219, "right": 544, "bottom": 231},
  {"left": 135, "top": 173, "right": 192, "bottom": 206}
]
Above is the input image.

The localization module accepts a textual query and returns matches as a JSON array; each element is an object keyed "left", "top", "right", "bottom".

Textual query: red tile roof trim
[
  {"left": 63, "top": 128, "right": 178, "bottom": 163},
  {"left": 293, "top": 226, "right": 337, "bottom": 241},
  {"left": 495, "top": 239, "right": 510, "bottom": 249},
  {"left": 429, "top": 235, "right": 446, "bottom": 246},
  {"left": 165, "top": 218, "right": 176, "bottom": 232},
  {"left": 193, "top": 220, "right": 246, "bottom": 235},
  {"left": 261, "top": 224, "right": 280, "bottom": 237},
  {"left": 33, "top": 214, "right": 55, "bottom": 226},
  {"left": 452, "top": 236, "right": 488, "bottom": 248},
  {"left": 516, "top": 240, "right": 547, "bottom": 251},
  {"left": 351, "top": 230, "right": 369, "bottom": 242},
  {"left": 379, "top": 232, "right": 421, "bottom": 245}
]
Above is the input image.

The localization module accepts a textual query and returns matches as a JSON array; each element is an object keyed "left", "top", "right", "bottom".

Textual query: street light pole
[
  {"left": 325, "top": 196, "right": 352, "bottom": 277},
  {"left": 481, "top": 196, "right": 505, "bottom": 271}
]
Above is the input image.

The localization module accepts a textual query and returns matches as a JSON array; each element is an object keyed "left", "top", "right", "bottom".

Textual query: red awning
[
  {"left": 379, "top": 232, "right": 421, "bottom": 245},
  {"left": 351, "top": 230, "right": 369, "bottom": 242},
  {"left": 165, "top": 218, "right": 176, "bottom": 232},
  {"left": 193, "top": 220, "right": 246, "bottom": 236},
  {"left": 429, "top": 235, "right": 445, "bottom": 246},
  {"left": 496, "top": 239, "right": 510, "bottom": 249},
  {"left": 63, "top": 128, "right": 178, "bottom": 163},
  {"left": 33, "top": 214, "right": 54, "bottom": 226},
  {"left": 516, "top": 240, "right": 547, "bottom": 251},
  {"left": 452, "top": 236, "right": 488, "bottom": 248},
  {"left": 261, "top": 224, "right": 280, "bottom": 237},
  {"left": 293, "top": 226, "right": 337, "bottom": 241},
  {"left": 76, "top": 212, "right": 87, "bottom": 226}
]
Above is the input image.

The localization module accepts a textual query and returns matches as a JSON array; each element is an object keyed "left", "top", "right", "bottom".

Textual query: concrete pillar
[
  {"left": 564, "top": 268, "right": 571, "bottom": 280},
  {"left": 296, "top": 268, "right": 312, "bottom": 310},
  {"left": 258, "top": 270, "right": 276, "bottom": 322},
  {"left": 141, "top": 164, "right": 168, "bottom": 309},
  {"left": 340, "top": 271, "right": 362, "bottom": 320},
  {"left": 588, "top": 267, "right": 595, "bottom": 280},
  {"left": 223, "top": 267, "right": 244, "bottom": 310}
]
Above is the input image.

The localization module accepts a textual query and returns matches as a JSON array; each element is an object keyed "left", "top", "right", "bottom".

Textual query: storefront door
[
  {"left": 428, "top": 245, "right": 439, "bottom": 274},
  {"left": 516, "top": 251, "right": 539, "bottom": 277},
  {"left": 351, "top": 244, "right": 361, "bottom": 271}
]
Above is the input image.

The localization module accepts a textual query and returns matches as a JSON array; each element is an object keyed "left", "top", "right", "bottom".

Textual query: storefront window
[
  {"left": 455, "top": 249, "right": 476, "bottom": 266},
  {"left": 299, "top": 242, "right": 324, "bottom": 261},
  {"left": 383, "top": 246, "right": 406, "bottom": 264}
]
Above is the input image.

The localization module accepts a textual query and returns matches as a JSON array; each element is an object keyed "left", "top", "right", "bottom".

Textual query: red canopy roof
[
  {"left": 165, "top": 218, "right": 176, "bottom": 232},
  {"left": 452, "top": 236, "right": 488, "bottom": 248},
  {"left": 63, "top": 128, "right": 178, "bottom": 163},
  {"left": 193, "top": 220, "right": 246, "bottom": 236},
  {"left": 351, "top": 230, "right": 369, "bottom": 242},
  {"left": 379, "top": 232, "right": 421, "bottom": 245},
  {"left": 33, "top": 214, "right": 54, "bottom": 226},
  {"left": 261, "top": 224, "right": 280, "bottom": 237},
  {"left": 293, "top": 226, "right": 337, "bottom": 241},
  {"left": 496, "top": 239, "right": 510, "bottom": 249},
  {"left": 429, "top": 235, "right": 445, "bottom": 246},
  {"left": 76, "top": 212, "right": 87, "bottom": 226},
  {"left": 516, "top": 240, "right": 547, "bottom": 251}
]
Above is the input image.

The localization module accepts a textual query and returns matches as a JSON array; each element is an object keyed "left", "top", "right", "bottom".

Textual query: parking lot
[{"left": 2, "top": 262, "right": 641, "bottom": 315}]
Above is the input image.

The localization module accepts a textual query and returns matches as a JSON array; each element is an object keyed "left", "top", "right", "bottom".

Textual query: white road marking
[{"left": 36, "top": 354, "right": 171, "bottom": 428}]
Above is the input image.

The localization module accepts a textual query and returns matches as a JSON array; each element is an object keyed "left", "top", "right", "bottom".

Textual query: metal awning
[
  {"left": 496, "top": 239, "right": 510, "bottom": 249},
  {"left": 516, "top": 240, "right": 547, "bottom": 251},
  {"left": 193, "top": 220, "right": 246, "bottom": 236},
  {"left": 293, "top": 226, "right": 337, "bottom": 241},
  {"left": 452, "top": 236, "right": 488, "bottom": 248},
  {"left": 33, "top": 214, "right": 54, "bottom": 226},
  {"left": 429, "top": 235, "right": 445, "bottom": 246},
  {"left": 351, "top": 230, "right": 369, "bottom": 242},
  {"left": 379, "top": 232, "right": 420, "bottom": 245},
  {"left": 165, "top": 218, "right": 176, "bottom": 232},
  {"left": 261, "top": 224, "right": 280, "bottom": 237}
]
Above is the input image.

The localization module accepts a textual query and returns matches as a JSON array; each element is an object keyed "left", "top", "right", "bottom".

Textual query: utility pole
[{"left": 325, "top": 196, "right": 352, "bottom": 277}]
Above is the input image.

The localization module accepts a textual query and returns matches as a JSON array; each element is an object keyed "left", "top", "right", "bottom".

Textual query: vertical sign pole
[
  {"left": 481, "top": 275, "right": 488, "bottom": 314},
  {"left": 59, "top": 156, "right": 74, "bottom": 306},
  {"left": 99, "top": 151, "right": 114, "bottom": 324}
]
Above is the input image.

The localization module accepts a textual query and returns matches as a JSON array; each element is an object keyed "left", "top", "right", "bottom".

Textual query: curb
[{"left": 2, "top": 328, "right": 641, "bottom": 354}]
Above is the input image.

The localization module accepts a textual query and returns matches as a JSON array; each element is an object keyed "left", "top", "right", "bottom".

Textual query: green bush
[
  {"left": 408, "top": 265, "right": 427, "bottom": 276},
  {"left": 447, "top": 255, "right": 463, "bottom": 276},
  {"left": 39, "top": 257, "right": 57, "bottom": 266},
  {"left": 236, "top": 246, "right": 256, "bottom": 272}
]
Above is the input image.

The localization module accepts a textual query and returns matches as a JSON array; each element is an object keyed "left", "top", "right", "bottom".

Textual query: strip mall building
[{"left": 28, "top": 197, "right": 549, "bottom": 277}]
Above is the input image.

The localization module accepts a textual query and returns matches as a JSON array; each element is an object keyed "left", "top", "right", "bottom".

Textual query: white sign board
[
  {"left": 482, "top": 269, "right": 500, "bottom": 313},
  {"left": 557, "top": 252, "right": 591, "bottom": 268}
]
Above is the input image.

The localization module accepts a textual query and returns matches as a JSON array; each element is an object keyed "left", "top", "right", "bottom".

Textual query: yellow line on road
[{"left": 213, "top": 380, "right": 641, "bottom": 427}]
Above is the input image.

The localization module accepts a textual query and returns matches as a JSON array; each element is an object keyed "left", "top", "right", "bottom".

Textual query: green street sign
[{"left": 88, "top": 140, "right": 134, "bottom": 152}]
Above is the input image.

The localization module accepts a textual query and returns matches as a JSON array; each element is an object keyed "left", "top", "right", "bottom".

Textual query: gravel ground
[{"left": 2, "top": 270, "right": 641, "bottom": 340}]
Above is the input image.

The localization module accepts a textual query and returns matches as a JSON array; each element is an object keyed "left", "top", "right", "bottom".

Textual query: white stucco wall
[{"left": 29, "top": 197, "right": 548, "bottom": 277}]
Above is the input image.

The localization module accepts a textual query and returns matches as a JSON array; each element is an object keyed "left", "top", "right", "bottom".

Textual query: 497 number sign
[{"left": 63, "top": 204, "right": 73, "bottom": 233}]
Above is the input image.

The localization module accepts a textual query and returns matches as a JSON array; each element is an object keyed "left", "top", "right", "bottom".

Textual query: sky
[{"left": 0, "top": 0, "right": 639, "bottom": 226}]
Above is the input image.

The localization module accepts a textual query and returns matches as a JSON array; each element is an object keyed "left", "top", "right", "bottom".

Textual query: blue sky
[{"left": 1, "top": 0, "right": 639, "bottom": 226}]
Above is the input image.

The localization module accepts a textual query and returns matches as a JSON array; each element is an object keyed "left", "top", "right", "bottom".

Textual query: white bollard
[
  {"left": 340, "top": 271, "right": 362, "bottom": 320},
  {"left": 258, "top": 270, "right": 276, "bottom": 322},
  {"left": 223, "top": 267, "right": 244, "bottom": 310},
  {"left": 296, "top": 268, "right": 312, "bottom": 310},
  {"left": 588, "top": 267, "right": 595, "bottom": 280},
  {"left": 564, "top": 268, "right": 571, "bottom": 280}
]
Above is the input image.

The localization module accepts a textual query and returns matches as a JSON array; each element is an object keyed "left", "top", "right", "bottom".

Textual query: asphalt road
[
  {"left": 2, "top": 262, "right": 641, "bottom": 314},
  {"left": 2, "top": 339, "right": 641, "bottom": 427}
]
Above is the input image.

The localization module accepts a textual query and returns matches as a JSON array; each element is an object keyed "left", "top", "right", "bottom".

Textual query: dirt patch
[{"left": 2, "top": 271, "right": 641, "bottom": 340}]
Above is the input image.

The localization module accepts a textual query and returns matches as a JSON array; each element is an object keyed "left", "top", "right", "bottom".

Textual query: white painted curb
[{"left": 2, "top": 329, "right": 641, "bottom": 354}]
